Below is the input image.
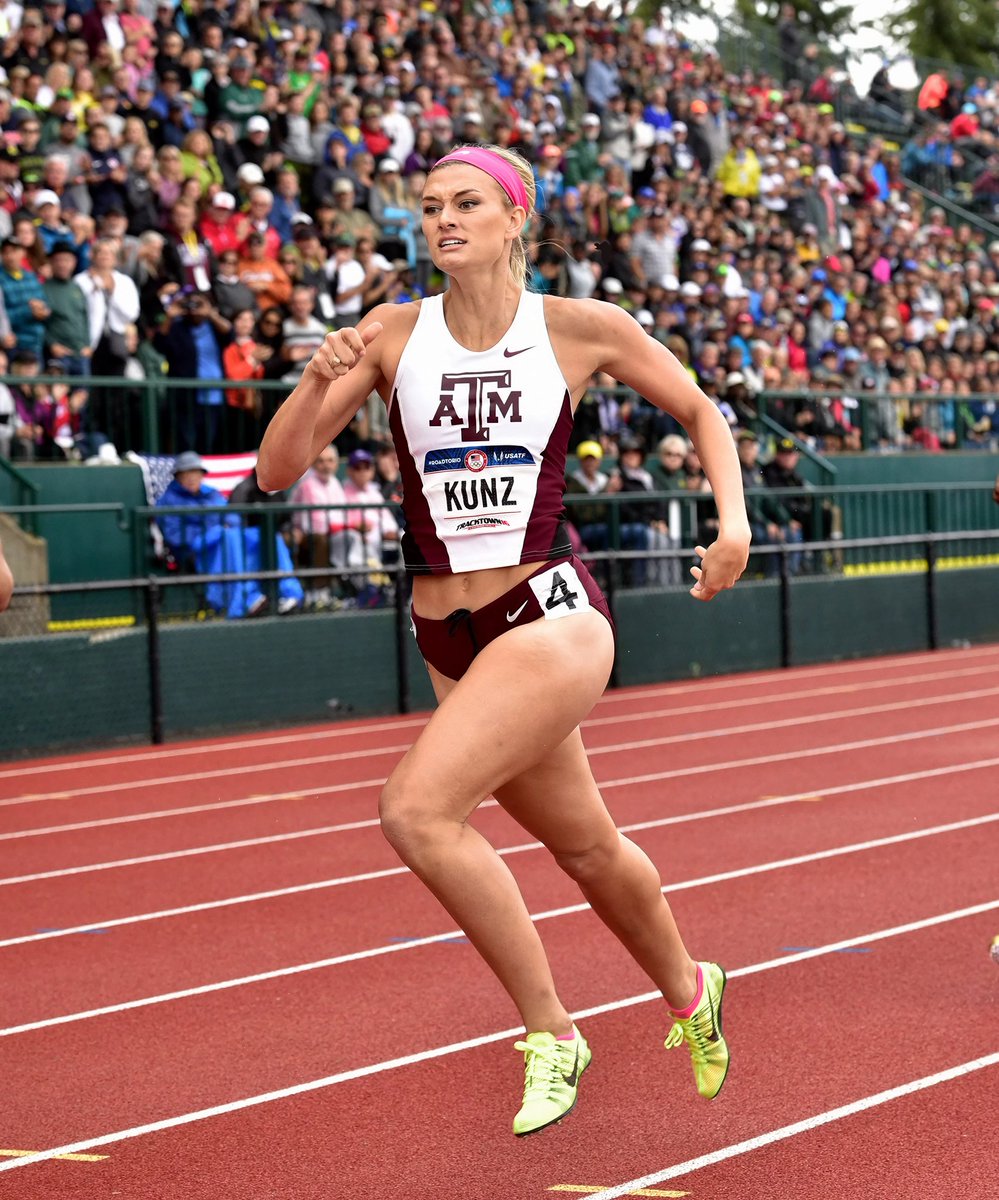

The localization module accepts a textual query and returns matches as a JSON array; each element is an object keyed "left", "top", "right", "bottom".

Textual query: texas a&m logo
[{"left": 429, "top": 371, "right": 523, "bottom": 443}]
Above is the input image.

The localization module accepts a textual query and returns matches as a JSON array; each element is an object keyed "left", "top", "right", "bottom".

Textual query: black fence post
[
  {"left": 393, "top": 565, "right": 410, "bottom": 715},
  {"left": 925, "top": 537, "right": 939, "bottom": 651},
  {"left": 145, "top": 577, "right": 164, "bottom": 745},
  {"left": 779, "top": 544, "right": 792, "bottom": 668}
]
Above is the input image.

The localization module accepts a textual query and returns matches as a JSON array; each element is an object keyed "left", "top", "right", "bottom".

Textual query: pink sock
[
  {"left": 556, "top": 1029, "right": 576, "bottom": 1042},
  {"left": 669, "top": 964, "right": 703, "bottom": 1019}
]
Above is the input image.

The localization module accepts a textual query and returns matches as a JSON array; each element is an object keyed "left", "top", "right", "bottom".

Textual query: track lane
[
  {"left": 0, "top": 824, "right": 995, "bottom": 1152},
  {"left": 3, "top": 681, "right": 998, "bottom": 879},
  {"left": 3, "top": 663, "right": 996, "bottom": 827},
  {"left": 3, "top": 910, "right": 995, "bottom": 1199},
  {"left": 2, "top": 717, "right": 996, "bottom": 946}
]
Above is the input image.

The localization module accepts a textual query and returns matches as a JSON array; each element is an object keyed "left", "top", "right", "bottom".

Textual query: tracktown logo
[{"left": 454, "top": 517, "right": 511, "bottom": 531}]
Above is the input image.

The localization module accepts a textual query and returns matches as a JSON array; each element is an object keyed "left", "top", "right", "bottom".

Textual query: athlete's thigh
[
  {"left": 493, "top": 727, "right": 621, "bottom": 857},
  {"left": 387, "top": 610, "right": 614, "bottom": 823}
]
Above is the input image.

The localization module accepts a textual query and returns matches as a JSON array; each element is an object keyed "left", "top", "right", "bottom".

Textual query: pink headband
[{"left": 432, "top": 146, "right": 529, "bottom": 213}]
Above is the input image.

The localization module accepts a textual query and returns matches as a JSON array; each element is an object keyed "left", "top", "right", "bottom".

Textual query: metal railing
[
  {"left": 4, "top": 526, "right": 997, "bottom": 753},
  {"left": 4, "top": 373, "right": 998, "bottom": 462}
]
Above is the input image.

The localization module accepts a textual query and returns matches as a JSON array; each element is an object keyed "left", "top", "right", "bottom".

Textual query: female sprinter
[{"left": 257, "top": 144, "right": 751, "bottom": 1136}]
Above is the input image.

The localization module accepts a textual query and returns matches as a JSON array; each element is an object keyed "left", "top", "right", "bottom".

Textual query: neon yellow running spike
[
  {"left": 512, "top": 1027, "right": 591, "bottom": 1136},
  {"left": 664, "top": 961, "right": 730, "bottom": 1099}
]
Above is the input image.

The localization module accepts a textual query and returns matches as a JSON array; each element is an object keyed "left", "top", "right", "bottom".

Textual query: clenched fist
[{"left": 310, "top": 322, "right": 384, "bottom": 381}]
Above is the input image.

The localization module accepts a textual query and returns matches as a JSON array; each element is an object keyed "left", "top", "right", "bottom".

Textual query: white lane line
[
  {"left": 1, "top": 898, "right": 996, "bottom": 1174},
  {"left": 3, "top": 645, "right": 994, "bottom": 782},
  {"left": 7, "top": 691, "right": 999, "bottom": 878},
  {"left": 7, "top": 670, "right": 998, "bottom": 808},
  {"left": 585, "top": 662, "right": 999, "bottom": 730},
  {"left": 0, "top": 779, "right": 387, "bottom": 843},
  {"left": 5, "top": 701, "right": 999, "bottom": 846},
  {"left": 3, "top": 735, "right": 999, "bottom": 889},
  {"left": 582, "top": 1055, "right": 999, "bottom": 1200},
  {"left": 3, "top": 810, "right": 996, "bottom": 1028},
  {"left": 585, "top": 688, "right": 999, "bottom": 757},
  {"left": 0, "top": 743, "right": 413, "bottom": 809}
]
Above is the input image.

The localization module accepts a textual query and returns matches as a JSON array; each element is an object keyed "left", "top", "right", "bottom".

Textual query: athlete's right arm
[{"left": 256, "top": 316, "right": 386, "bottom": 493}]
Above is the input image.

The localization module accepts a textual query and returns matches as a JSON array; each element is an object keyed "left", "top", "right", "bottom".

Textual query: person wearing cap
[
  {"left": 329, "top": 175, "right": 380, "bottom": 247},
  {"left": 735, "top": 429, "right": 802, "bottom": 575},
  {"left": 156, "top": 450, "right": 289, "bottom": 619},
  {"left": 0, "top": 236, "right": 49, "bottom": 360},
  {"left": 236, "top": 227, "right": 292, "bottom": 315},
  {"left": 342, "top": 445, "right": 400, "bottom": 594},
  {"left": 761, "top": 436, "right": 814, "bottom": 570},
  {"left": 199, "top": 191, "right": 242, "bottom": 258},
  {"left": 12, "top": 113, "right": 46, "bottom": 181},
  {"left": 562, "top": 112, "right": 603, "bottom": 187},
  {"left": 368, "top": 156, "right": 418, "bottom": 267},
  {"left": 219, "top": 56, "right": 261, "bottom": 132},
  {"left": 43, "top": 242, "right": 91, "bottom": 380}
]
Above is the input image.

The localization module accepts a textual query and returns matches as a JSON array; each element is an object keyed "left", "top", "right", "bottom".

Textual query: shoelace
[
  {"left": 513, "top": 1040, "right": 567, "bottom": 1095},
  {"left": 664, "top": 1000, "right": 717, "bottom": 1064}
]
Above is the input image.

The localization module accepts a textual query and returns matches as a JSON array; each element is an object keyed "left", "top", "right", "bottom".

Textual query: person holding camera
[{"left": 154, "top": 290, "right": 232, "bottom": 453}]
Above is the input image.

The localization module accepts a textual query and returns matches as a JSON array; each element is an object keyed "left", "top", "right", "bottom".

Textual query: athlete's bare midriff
[{"left": 411, "top": 560, "right": 544, "bottom": 619}]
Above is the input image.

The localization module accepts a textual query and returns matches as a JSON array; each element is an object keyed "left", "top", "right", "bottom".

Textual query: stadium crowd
[{"left": 0, "top": 0, "right": 996, "bottom": 609}]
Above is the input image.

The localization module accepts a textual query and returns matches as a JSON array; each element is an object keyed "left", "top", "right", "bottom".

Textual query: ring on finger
[{"left": 332, "top": 354, "right": 341, "bottom": 365}]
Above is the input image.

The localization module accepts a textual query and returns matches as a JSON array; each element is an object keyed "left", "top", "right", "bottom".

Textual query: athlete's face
[{"left": 421, "top": 164, "right": 522, "bottom": 272}]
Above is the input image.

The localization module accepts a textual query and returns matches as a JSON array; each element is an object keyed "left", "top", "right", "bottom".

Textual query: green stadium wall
[{"left": 3, "top": 568, "right": 998, "bottom": 759}]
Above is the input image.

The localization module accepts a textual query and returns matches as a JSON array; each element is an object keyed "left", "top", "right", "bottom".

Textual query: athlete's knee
[
  {"left": 379, "top": 776, "right": 451, "bottom": 856},
  {"left": 551, "top": 834, "right": 619, "bottom": 886}
]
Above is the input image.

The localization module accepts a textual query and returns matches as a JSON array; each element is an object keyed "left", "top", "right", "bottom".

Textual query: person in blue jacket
[{"left": 156, "top": 451, "right": 302, "bottom": 617}]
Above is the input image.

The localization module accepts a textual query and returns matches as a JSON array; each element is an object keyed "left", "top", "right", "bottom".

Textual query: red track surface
[{"left": 2, "top": 646, "right": 998, "bottom": 1199}]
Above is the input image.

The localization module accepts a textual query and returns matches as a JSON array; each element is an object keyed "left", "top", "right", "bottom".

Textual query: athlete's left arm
[{"left": 568, "top": 300, "right": 751, "bottom": 599}]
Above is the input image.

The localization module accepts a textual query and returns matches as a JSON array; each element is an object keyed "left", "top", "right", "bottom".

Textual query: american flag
[{"left": 128, "top": 452, "right": 258, "bottom": 503}]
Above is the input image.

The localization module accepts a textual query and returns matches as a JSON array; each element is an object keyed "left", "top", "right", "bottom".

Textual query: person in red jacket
[{"left": 199, "top": 193, "right": 243, "bottom": 259}]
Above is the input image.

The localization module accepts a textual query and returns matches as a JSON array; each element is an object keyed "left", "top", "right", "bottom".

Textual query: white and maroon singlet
[{"left": 388, "top": 290, "right": 575, "bottom": 574}]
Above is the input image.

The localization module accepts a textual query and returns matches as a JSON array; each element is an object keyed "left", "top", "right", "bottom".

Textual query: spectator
[
  {"left": 212, "top": 248, "right": 257, "bottom": 321},
  {"left": 154, "top": 290, "right": 231, "bottom": 452},
  {"left": 353, "top": 235, "right": 396, "bottom": 316},
  {"left": 342, "top": 447, "right": 400, "bottom": 604},
  {"left": 73, "top": 235, "right": 140, "bottom": 449},
  {"left": 736, "top": 430, "right": 803, "bottom": 576},
  {"left": 291, "top": 443, "right": 365, "bottom": 608},
  {"left": 156, "top": 450, "right": 268, "bottom": 619},
  {"left": 43, "top": 241, "right": 91, "bottom": 379},
  {"left": 612, "top": 435, "right": 656, "bottom": 586},
  {"left": 280, "top": 284, "right": 327, "bottom": 382},
  {"left": 646, "top": 433, "right": 689, "bottom": 580},
  {"left": 565, "top": 439, "right": 617, "bottom": 565},
  {"left": 226, "top": 467, "right": 304, "bottom": 615},
  {"left": 237, "top": 229, "right": 292, "bottom": 315},
  {"left": 0, "top": 236, "right": 49, "bottom": 358},
  {"left": 223, "top": 307, "right": 271, "bottom": 419}
]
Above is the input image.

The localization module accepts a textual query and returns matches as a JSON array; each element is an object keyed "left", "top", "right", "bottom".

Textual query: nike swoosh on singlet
[
  {"left": 506, "top": 600, "right": 529, "bottom": 622},
  {"left": 562, "top": 1044, "right": 580, "bottom": 1087},
  {"left": 503, "top": 346, "right": 533, "bottom": 357}
]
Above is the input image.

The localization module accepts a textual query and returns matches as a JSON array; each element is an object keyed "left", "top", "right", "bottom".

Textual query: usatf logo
[
  {"left": 429, "top": 371, "right": 523, "bottom": 443},
  {"left": 464, "top": 449, "right": 488, "bottom": 472},
  {"left": 455, "top": 517, "right": 511, "bottom": 530}
]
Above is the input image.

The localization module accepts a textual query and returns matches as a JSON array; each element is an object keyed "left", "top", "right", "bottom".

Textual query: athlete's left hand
[{"left": 689, "top": 536, "right": 750, "bottom": 602}]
